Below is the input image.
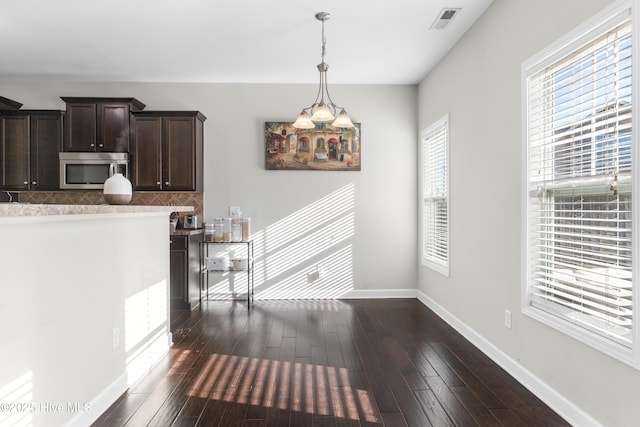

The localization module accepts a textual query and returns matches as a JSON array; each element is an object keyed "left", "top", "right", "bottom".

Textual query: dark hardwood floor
[{"left": 92, "top": 299, "right": 570, "bottom": 426}]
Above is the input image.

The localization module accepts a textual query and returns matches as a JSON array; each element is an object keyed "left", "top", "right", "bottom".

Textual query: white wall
[
  {"left": 0, "top": 82, "right": 418, "bottom": 297},
  {"left": 417, "top": 0, "right": 639, "bottom": 426}
]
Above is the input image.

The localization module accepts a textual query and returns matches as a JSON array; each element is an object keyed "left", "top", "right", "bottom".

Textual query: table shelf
[{"left": 199, "top": 240, "right": 254, "bottom": 306}]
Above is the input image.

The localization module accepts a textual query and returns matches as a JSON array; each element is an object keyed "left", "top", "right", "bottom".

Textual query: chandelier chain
[{"left": 321, "top": 18, "right": 327, "bottom": 65}]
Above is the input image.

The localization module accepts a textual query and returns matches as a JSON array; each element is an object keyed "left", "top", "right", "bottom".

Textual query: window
[
  {"left": 523, "top": 1, "right": 635, "bottom": 363},
  {"left": 421, "top": 115, "right": 449, "bottom": 276}
]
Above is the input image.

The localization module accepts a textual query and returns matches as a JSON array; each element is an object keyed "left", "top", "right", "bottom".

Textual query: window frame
[
  {"left": 420, "top": 114, "right": 450, "bottom": 277},
  {"left": 521, "top": 0, "right": 639, "bottom": 367}
]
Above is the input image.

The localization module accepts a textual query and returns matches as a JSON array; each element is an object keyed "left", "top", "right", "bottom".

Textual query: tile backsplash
[{"left": 16, "top": 191, "right": 204, "bottom": 218}]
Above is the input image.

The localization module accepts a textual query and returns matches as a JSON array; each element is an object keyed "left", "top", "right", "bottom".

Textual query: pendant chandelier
[{"left": 293, "top": 12, "right": 354, "bottom": 129}]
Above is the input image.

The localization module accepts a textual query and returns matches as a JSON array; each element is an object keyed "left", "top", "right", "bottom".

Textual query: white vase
[{"left": 103, "top": 173, "right": 132, "bottom": 205}]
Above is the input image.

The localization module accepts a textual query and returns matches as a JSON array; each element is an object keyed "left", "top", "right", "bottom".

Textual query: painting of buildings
[{"left": 265, "top": 122, "right": 361, "bottom": 171}]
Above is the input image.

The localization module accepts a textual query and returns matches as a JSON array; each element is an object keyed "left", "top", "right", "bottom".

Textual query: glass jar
[
  {"left": 204, "top": 223, "right": 215, "bottom": 242},
  {"left": 242, "top": 217, "right": 251, "bottom": 241},
  {"left": 232, "top": 223, "right": 242, "bottom": 242},
  {"left": 214, "top": 223, "right": 224, "bottom": 242},
  {"left": 223, "top": 217, "right": 233, "bottom": 242}
]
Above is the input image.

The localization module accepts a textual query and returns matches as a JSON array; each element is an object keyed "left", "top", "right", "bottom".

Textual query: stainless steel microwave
[{"left": 59, "top": 152, "right": 129, "bottom": 190}]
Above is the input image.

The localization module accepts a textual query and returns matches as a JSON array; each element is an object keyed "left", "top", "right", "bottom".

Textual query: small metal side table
[{"left": 199, "top": 239, "right": 254, "bottom": 306}]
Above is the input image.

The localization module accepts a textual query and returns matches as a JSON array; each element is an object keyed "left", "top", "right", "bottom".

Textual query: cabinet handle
[
  {"left": 23, "top": 181, "right": 28, "bottom": 185},
  {"left": 90, "top": 143, "right": 95, "bottom": 147},
  {"left": 32, "top": 181, "right": 36, "bottom": 185},
  {"left": 156, "top": 181, "right": 161, "bottom": 185},
  {"left": 98, "top": 144, "right": 104, "bottom": 148},
  {"left": 165, "top": 181, "right": 169, "bottom": 185}
]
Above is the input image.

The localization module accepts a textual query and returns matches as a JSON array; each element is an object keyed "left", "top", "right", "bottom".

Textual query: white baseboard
[
  {"left": 65, "top": 331, "right": 172, "bottom": 427},
  {"left": 65, "top": 373, "right": 128, "bottom": 427},
  {"left": 339, "top": 288, "right": 418, "bottom": 299},
  {"left": 416, "top": 291, "right": 602, "bottom": 427}
]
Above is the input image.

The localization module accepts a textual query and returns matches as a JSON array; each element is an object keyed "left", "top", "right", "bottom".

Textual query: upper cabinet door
[
  {"left": 100, "top": 103, "right": 132, "bottom": 152},
  {"left": 64, "top": 103, "right": 97, "bottom": 151},
  {"left": 131, "top": 115, "right": 163, "bottom": 190},
  {"left": 30, "top": 112, "right": 63, "bottom": 190},
  {"left": 163, "top": 116, "right": 197, "bottom": 191},
  {"left": 0, "top": 115, "right": 30, "bottom": 189}
]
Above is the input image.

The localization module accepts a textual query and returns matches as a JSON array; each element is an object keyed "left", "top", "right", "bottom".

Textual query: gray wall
[
  {"left": 417, "top": 0, "right": 639, "bottom": 426},
  {"left": 0, "top": 81, "right": 418, "bottom": 297}
]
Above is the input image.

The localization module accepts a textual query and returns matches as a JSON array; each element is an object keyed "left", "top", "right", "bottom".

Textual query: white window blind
[
  {"left": 525, "top": 13, "right": 633, "bottom": 349},
  {"left": 422, "top": 116, "right": 449, "bottom": 275}
]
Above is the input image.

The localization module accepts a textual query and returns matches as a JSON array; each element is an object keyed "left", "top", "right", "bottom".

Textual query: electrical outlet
[
  {"left": 112, "top": 327, "right": 120, "bottom": 349},
  {"left": 307, "top": 266, "right": 322, "bottom": 283},
  {"left": 504, "top": 310, "right": 512, "bottom": 329},
  {"left": 307, "top": 271, "right": 320, "bottom": 283},
  {"left": 229, "top": 206, "right": 241, "bottom": 217}
]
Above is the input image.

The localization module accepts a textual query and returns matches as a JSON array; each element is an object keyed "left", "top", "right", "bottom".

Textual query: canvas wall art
[{"left": 265, "top": 122, "right": 361, "bottom": 171}]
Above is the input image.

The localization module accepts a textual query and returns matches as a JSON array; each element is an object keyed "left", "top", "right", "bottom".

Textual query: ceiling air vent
[{"left": 430, "top": 8, "right": 461, "bottom": 30}]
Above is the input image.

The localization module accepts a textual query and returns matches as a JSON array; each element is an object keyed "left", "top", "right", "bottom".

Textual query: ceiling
[{"left": 1, "top": 0, "right": 493, "bottom": 85}]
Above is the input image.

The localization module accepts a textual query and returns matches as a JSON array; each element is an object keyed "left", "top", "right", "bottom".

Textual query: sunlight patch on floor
[{"left": 187, "top": 353, "right": 378, "bottom": 422}]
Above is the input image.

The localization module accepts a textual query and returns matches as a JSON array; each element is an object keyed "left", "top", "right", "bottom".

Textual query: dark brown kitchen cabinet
[
  {"left": 61, "top": 97, "right": 145, "bottom": 152},
  {"left": 131, "top": 111, "right": 205, "bottom": 191},
  {"left": 0, "top": 110, "right": 63, "bottom": 190},
  {"left": 170, "top": 232, "right": 203, "bottom": 310}
]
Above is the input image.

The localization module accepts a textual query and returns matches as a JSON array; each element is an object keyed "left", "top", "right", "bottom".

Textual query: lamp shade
[
  {"left": 331, "top": 109, "right": 354, "bottom": 128},
  {"left": 310, "top": 104, "right": 335, "bottom": 122},
  {"left": 293, "top": 111, "right": 316, "bottom": 129}
]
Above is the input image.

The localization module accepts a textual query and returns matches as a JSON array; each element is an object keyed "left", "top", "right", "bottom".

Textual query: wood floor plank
[
  {"left": 490, "top": 408, "right": 529, "bottom": 427},
  {"left": 170, "top": 415, "right": 200, "bottom": 427},
  {"left": 289, "top": 355, "right": 314, "bottom": 426},
  {"left": 486, "top": 365, "right": 569, "bottom": 427},
  {"left": 414, "top": 388, "right": 455, "bottom": 427},
  {"left": 91, "top": 392, "right": 148, "bottom": 427},
  {"left": 123, "top": 372, "right": 187, "bottom": 426},
  {"left": 418, "top": 342, "right": 465, "bottom": 388},
  {"left": 242, "top": 420, "right": 267, "bottom": 426},
  {"left": 244, "top": 345, "right": 281, "bottom": 421},
  {"left": 92, "top": 299, "right": 568, "bottom": 427},
  {"left": 450, "top": 385, "right": 502, "bottom": 426},
  {"left": 424, "top": 375, "right": 479, "bottom": 427},
  {"left": 348, "top": 317, "right": 401, "bottom": 414},
  {"left": 265, "top": 335, "right": 295, "bottom": 425},
  {"left": 333, "top": 368, "right": 383, "bottom": 425},
  {"left": 451, "top": 352, "right": 534, "bottom": 425},
  {"left": 149, "top": 354, "right": 213, "bottom": 426},
  {"left": 266, "top": 317, "right": 285, "bottom": 348},
  {"left": 194, "top": 390, "right": 229, "bottom": 426},
  {"left": 370, "top": 336, "right": 434, "bottom": 427},
  {"left": 337, "top": 327, "right": 363, "bottom": 372},
  {"left": 325, "top": 331, "right": 347, "bottom": 369},
  {"left": 430, "top": 341, "right": 506, "bottom": 410},
  {"left": 174, "top": 353, "right": 231, "bottom": 420},
  {"left": 379, "top": 411, "right": 409, "bottom": 427}
]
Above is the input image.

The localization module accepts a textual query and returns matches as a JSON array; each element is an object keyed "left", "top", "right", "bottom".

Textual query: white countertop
[{"left": 0, "top": 203, "right": 194, "bottom": 217}]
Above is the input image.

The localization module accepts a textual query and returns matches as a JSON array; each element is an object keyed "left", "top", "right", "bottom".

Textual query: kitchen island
[{"left": 0, "top": 204, "right": 192, "bottom": 427}]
